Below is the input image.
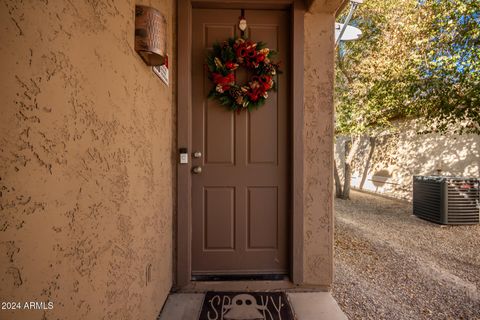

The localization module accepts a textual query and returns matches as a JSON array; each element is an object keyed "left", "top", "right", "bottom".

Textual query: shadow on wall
[
  {"left": 335, "top": 119, "right": 480, "bottom": 201},
  {"left": 371, "top": 169, "right": 391, "bottom": 189}
]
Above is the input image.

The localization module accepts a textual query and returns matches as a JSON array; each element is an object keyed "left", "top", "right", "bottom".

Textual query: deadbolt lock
[{"left": 193, "top": 151, "right": 202, "bottom": 158}]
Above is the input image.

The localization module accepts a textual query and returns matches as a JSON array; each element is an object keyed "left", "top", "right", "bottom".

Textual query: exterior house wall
[
  {"left": 303, "top": 11, "right": 335, "bottom": 286},
  {"left": 335, "top": 120, "right": 480, "bottom": 201},
  {"left": 1, "top": 1, "right": 340, "bottom": 318},
  {"left": 0, "top": 0, "right": 175, "bottom": 319}
]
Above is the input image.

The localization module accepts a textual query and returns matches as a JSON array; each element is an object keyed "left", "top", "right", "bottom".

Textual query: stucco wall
[
  {"left": 0, "top": 1, "right": 175, "bottom": 319},
  {"left": 335, "top": 120, "right": 480, "bottom": 201},
  {"left": 303, "top": 11, "right": 335, "bottom": 287}
]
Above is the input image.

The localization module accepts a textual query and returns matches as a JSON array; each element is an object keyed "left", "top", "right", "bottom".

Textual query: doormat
[{"left": 198, "top": 292, "right": 295, "bottom": 320}]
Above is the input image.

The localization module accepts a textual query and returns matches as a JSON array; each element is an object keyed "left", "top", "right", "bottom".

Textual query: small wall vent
[{"left": 413, "top": 176, "right": 479, "bottom": 225}]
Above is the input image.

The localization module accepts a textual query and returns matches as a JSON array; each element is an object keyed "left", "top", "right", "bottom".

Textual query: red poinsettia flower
[
  {"left": 224, "top": 73, "right": 235, "bottom": 83},
  {"left": 259, "top": 75, "right": 272, "bottom": 90},
  {"left": 256, "top": 54, "right": 265, "bottom": 63},
  {"left": 259, "top": 75, "right": 269, "bottom": 83},
  {"left": 236, "top": 46, "right": 248, "bottom": 58},
  {"left": 247, "top": 92, "right": 259, "bottom": 102},
  {"left": 212, "top": 72, "right": 235, "bottom": 85},
  {"left": 247, "top": 88, "right": 265, "bottom": 102}
]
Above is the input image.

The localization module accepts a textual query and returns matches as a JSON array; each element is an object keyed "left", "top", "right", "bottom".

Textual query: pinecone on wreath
[
  {"left": 229, "top": 87, "right": 245, "bottom": 105},
  {"left": 229, "top": 87, "right": 242, "bottom": 99}
]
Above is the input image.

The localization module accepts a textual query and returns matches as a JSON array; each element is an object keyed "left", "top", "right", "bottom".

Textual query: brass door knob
[{"left": 192, "top": 166, "right": 202, "bottom": 174}]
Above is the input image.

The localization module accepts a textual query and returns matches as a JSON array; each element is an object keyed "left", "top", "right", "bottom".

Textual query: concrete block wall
[{"left": 335, "top": 120, "right": 479, "bottom": 201}]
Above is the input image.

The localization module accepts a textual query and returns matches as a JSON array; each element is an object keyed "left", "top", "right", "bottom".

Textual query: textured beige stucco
[
  {"left": 307, "top": 0, "right": 346, "bottom": 14},
  {"left": 0, "top": 0, "right": 175, "bottom": 319},
  {"left": 303, "top": 12, "right": 335, "bottom": 287}
]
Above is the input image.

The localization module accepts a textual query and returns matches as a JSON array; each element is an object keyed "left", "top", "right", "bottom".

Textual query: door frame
[{"left": 176, "top": 0, "right": 305, "bottom": 289}]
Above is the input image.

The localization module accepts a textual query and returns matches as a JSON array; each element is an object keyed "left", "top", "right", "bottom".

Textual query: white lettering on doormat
[{"left": 206, "top": 293, "right": 285, "bottom": 320}]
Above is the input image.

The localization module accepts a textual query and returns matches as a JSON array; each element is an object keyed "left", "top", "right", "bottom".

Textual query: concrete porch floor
[{"left": 158, "top": 292, "right": 348, "bottom": 320}]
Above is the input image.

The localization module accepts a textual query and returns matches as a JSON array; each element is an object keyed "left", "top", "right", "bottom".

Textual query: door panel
[
  {"left": 205, "top": 104, "right": 235, "bottom": 165},
  {"left": 247, "top": 187, "right": 278, "bottom": 249},
  {"left": 192, "top": 8, "right": 290, "bottom": 275},
  {"left": 248, "top": 105, "right": 278, "bottom": 165},
  {"left": 204, "top": 187, "right": 235, "bottom": 250}
]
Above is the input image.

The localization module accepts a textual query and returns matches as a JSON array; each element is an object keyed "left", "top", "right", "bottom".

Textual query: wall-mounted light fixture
[
  {"left": 335, "top": 0, "right": 363, "bottom": 47},
  {"left": 135, "top": 5, "right": 166, "bottom": 66}
]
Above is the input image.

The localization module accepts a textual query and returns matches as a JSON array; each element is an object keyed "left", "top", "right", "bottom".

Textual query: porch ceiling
[
  {"left": 190, "top": 0, "right": 348, "bottom": 14},
  {"left": 305, "top": 0, "right": 348, "bottom": 15}
]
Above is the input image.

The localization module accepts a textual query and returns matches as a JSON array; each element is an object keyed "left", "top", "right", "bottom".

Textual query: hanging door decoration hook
[{"left": 238, "top": 9, "right": 247, "bottom": 38}]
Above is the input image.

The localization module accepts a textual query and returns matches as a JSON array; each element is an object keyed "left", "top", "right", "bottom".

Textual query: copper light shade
[{"left": 135, "top": 5, "right": 166, "bottom": 66}]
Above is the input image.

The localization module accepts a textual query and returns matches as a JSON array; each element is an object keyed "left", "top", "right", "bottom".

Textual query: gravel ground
[{"left": 332, "top": 190, "right": 480, "bottom": 320}]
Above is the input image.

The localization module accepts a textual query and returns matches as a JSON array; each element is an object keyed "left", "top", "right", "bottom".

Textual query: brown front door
[{"left": 191, "top": 8, "right": 290, "bottom": 276}]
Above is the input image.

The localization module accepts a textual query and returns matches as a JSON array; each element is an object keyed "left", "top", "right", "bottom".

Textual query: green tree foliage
[
  {"left": 416, "top": 0, "right": 480, "bottom": 133},
  {"left": 335, "top": 0, "right": 480, "bottom": 135}
]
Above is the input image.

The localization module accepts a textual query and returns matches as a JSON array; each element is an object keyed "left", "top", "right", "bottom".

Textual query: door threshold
[
  {"left": 192, "top": 274, "right": 288, "bottom": 281},
  {"left": 175, "top": 279, "right": 331, "bottom": 293},
  {"left": 178, "top": 280, "right": 295, "bottom": 293}
]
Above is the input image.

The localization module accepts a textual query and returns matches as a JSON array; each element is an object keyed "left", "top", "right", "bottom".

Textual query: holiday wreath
[{"left": 207, "top": 38, "right": 280, "bottom": 111}]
